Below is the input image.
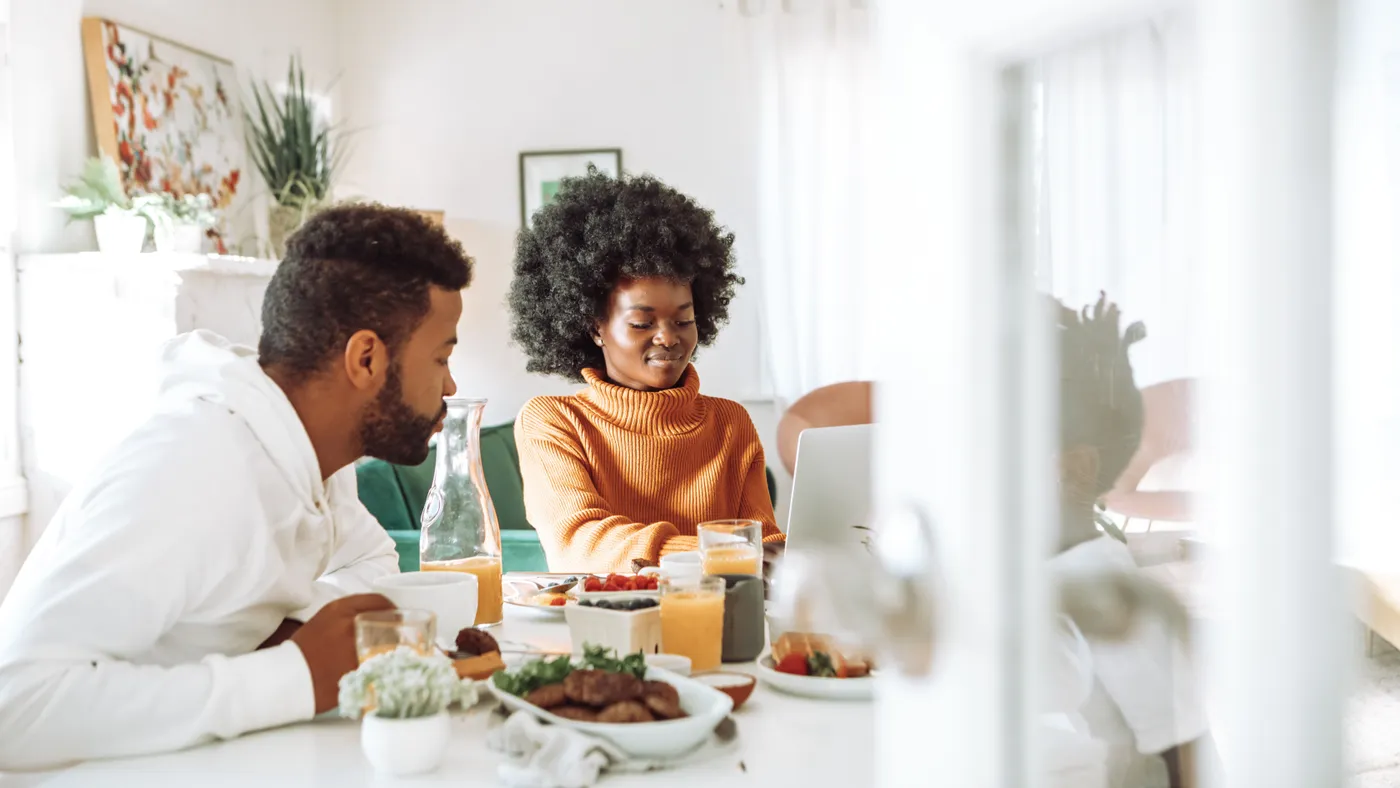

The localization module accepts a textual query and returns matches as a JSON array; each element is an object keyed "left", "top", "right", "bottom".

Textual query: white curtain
[
  {"left": 739, "top": 0, "right": 873, "bottom": 407},
  {"left": 1333, "top": 0, "right": 1400, "bottom": 567},
  {"left": 1031, "top": 17, "right": 1198, "bottom": 389}
]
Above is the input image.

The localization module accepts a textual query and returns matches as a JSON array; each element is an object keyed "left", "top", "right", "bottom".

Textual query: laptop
[{"left": 783, "top": 424, "right": 875, "bottom": 554}]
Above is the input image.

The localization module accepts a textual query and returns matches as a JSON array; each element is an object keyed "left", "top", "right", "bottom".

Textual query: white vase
[
  {"left": 153, "top": 223, "right": 206, "bottom": 253},
  {"left": 93, "top": 214, "right": 148, "bottom": 254},
  {"left": 359, "top": 710, "right": 451, "bottom": 776}
]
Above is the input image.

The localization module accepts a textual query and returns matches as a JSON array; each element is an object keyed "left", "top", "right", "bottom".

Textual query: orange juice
[
  {"left": 422, "top": 555, "right": 503, "bottom": 626},
  {"left": 702, "top": 544, "right": 762, "bottom": 576},
  {"left": 660, "top": 589, "right": 726, "bottom": 672}
]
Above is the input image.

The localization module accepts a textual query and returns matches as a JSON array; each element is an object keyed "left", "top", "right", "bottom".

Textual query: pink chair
[
  {"left": 1100, "top": 378, "right": 1196, "bottom": 524},
  {"left": 776, "top": 381, "right": 874, "bottom": 476}
]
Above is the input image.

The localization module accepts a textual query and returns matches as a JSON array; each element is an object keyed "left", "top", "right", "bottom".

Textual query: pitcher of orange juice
[{"left": 420, "top": 398, "right": 504, "bottom": 627}]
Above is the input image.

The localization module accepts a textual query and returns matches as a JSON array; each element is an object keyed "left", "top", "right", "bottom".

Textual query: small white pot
[
  {"left": 360, "top": 710, "right": 451, "bottom": 776},
  {"left": 92, "top": 213, "right": 148, "bottom": 254},
  {"left": 153, "top": 223, "right": 206, "bottom": 253}
]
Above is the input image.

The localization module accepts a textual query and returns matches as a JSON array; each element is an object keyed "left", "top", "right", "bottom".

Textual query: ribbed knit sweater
[{"left": 515, "top": 365, "right": 784, "bottom": 572}]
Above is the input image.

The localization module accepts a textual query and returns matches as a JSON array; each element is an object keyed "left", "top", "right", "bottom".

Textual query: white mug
[
  {"left": 371, "top": 572, "right": 479, "bottom": 650},
  {"left": 638, "top": 551, "right": 702, "bottom": 582}
]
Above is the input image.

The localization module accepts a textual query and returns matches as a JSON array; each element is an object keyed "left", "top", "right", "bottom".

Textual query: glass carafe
[{"left": 419, "top": 398, "right": 504, "bottom": 627}]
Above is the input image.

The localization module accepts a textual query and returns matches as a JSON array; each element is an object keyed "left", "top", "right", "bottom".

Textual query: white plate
[
  {"left": 488, "top": 667, "right": 733, "bottom": 759},
  {"left": 504, "top": 597, "right": 569, "bottom": 620},
  {"left": 504, "top": 581, "right": 574, "bottom": 620},
  {"left": 754, "top": 655, "right": 874, "bottom": 700}
]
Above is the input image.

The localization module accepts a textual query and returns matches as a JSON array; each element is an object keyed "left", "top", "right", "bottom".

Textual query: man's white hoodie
[{"left": 0, "top": 331, "right": 400, "bottom": 770}]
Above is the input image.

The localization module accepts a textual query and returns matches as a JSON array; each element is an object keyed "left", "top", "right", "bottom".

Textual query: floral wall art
[{"left": 81, "top": 18, "right": 247, "bottom": 252}]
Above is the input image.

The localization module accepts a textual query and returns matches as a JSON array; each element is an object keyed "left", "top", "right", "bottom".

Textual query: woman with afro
[{"left": 508, "top": 169, "right": 784, "bottom": 572}]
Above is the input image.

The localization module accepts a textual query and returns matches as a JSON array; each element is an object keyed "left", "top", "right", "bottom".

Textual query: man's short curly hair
[
  {"left": 508, "top": 168, "right": 743, "bottom": 382},
  {"left": 258, "top": 203, "right": 474, "bottom": 380}
]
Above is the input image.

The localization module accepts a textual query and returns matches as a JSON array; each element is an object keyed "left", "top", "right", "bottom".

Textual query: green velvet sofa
[{"left": 356, "top": 420, "right": 777, "bottom": 573}]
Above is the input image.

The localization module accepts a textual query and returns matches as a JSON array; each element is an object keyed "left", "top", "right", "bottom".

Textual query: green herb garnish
[
  {"left": 491, "top": 654, "right": 574, "bottom": 697},
  {"left": 579, "top": 644, "right": 647, "bottom": 680},
  {"left": 807, "top": 651, "right": 838, "bottom": 678},
  {"left": 491, "top": 644, "right": 648, "bottom": 697}
]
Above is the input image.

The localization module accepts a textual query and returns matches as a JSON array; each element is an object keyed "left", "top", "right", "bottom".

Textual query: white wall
[
  {"left": 8, "top": 0, "right": 342, "bottom": 255},
  {"left": 2, "top": 0, "right": 341, "bottom": 594},
  {"left": 333, "top": 0, "right": 768, "bottom": 414}
]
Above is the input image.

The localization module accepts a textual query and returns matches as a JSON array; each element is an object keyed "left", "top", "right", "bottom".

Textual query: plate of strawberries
[{"left": 573, "top": 573, "right": 662, "bottom": 600}]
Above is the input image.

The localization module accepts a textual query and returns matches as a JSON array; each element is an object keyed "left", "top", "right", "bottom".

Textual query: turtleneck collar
[{"left": 576, "top": 365, "right": 706, "bottom": 435}]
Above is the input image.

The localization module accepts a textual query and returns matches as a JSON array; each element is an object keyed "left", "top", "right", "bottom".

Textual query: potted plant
[
  {"left": 144, "top": 193, "right": 218, "bottom": 253},
  {"left": 338, "top": 646, "right": 477, "bottom": 776},
  {"left": 54, "top": 156, "right": 161, "bottom": 254},
  {"left": 243, "top": 55, "right": 349, "bottom": 259}
]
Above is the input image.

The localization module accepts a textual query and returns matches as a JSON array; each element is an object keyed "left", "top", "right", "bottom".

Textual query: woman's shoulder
[{"left": 516, "top": 394, "right": 585, "bottom": 433}]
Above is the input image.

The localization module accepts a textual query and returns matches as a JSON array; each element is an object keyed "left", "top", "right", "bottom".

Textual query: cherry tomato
[{"left": 775, "top": 654, "right": 809, "bottom": 675}]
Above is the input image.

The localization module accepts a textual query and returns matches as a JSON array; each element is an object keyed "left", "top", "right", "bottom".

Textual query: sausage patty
[
  {"left": 551, "top": 705, "right": 599, "bottom": 722},
  {"left": 524, "top": 683, "right": 569, "bottom": 710},
  {"left": 562, "top": 669, "right": 644, "bottom": 707},
  {"left": 595, "top": 700, "right": 655, "bottom": 724},
  {"left": 641, "top": 680, "right": 683, "bottom": 719}
]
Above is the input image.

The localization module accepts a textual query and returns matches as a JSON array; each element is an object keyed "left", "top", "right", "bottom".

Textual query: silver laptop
[{"left": 783, "top": 424, "right": 875, "bottom": 553}]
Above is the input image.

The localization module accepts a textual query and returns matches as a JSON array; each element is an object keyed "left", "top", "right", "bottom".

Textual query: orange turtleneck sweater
[{"left": 515, "top": 366, "right": 784, "bottom": 573}]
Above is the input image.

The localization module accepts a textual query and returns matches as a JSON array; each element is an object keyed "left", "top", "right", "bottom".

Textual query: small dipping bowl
[{"left": 693, "top": 672, "right": 757, "bottom": 710}]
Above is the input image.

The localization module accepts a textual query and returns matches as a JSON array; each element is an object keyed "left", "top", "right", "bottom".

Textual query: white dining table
[{"left": 0, "top": 606, "right": 875, "bottom": 788}]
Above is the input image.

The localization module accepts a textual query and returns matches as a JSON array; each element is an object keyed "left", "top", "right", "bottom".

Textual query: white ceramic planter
[
  {"left": 359, "top": 710, "right": 451, "bottom": 776},
  {"left": 153, "top": 223, "right": 205, "bottom": 253},
  {"left": 93, "top": 214, "right": 148, "bottom": 254}
]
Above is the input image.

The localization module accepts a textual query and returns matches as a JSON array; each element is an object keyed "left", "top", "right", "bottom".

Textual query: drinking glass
[
  {"left": 659, "top": 575, "right": 726, "bottom": 672},
  {"left": 699, "top": 519, "right": 763, "bottom": 576},
  {"left": 354, "top": 609, "right": 437, "bottom": 664}
]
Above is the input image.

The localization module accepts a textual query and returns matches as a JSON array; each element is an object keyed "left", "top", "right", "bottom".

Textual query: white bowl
[
  {"left": 564, "top": 602, "right": 662, "bottom": 656},
  {"left": 644, "top": 653, "right": 692, "bottom": 676},
  {"left": 489, "top": 667, "right": 732, "bottom": 758}
]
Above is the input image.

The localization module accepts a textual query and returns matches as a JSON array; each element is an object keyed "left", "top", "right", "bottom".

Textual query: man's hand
[
  {"left": 290, "top": 594, "right": 396, "bottom": 714},
  {"left": 257, "top": 618, "right": 302, "bottom": 650}
]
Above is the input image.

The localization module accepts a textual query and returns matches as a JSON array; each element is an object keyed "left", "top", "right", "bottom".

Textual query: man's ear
[
  {"left": 1059, "top": 444, "right": 1102, "bottom": 504},
  {"left": 342, "top": 330, "right": 390, "bottom": 392}
]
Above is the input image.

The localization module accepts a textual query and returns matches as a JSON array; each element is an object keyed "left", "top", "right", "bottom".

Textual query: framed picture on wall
[
  {"left": 80, "top": 18, "right": 249, "bottom": 252},
  {"left": 519, "top": 148, "right": 622, "bottom": 229}
]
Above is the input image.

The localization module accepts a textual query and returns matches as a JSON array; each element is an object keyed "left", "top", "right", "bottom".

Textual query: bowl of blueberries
[{"left": 565, "top": 594, "right": 663, "bottom": 656}]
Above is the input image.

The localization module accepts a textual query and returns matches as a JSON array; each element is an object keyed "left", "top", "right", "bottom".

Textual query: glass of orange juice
[
  {"left": 699, "top": 520, "right": 763, "bottom": 576},
  {"left": 659, "top": 575, "right": 726, "bottom": 672},
  {"left": 354, "top": 609, "right": 436, "bottom": 664},
  {"left": 421, "top": 556, "right": 503, "bottom": 627}
]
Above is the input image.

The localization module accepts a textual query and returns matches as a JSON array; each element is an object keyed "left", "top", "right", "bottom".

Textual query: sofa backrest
[{"left": 357, "top": 420, "right": 533, "bottom": 533}]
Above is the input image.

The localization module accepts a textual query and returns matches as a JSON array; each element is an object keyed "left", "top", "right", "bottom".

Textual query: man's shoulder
[{"left": 76, "top": 401, "right": 267, "bottom": 511}]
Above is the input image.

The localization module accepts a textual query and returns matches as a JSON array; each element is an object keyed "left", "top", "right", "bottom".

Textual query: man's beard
[{"left": 358, "top": 363, "right": 444, "bottom": 466}]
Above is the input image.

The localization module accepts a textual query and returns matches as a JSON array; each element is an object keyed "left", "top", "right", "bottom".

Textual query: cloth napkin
[
  {"left": 489, "top": 710, "right": 619, "bottom": 788},
  {"left": 486, "top": 707, "right": 737, "bottom": 788}
]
